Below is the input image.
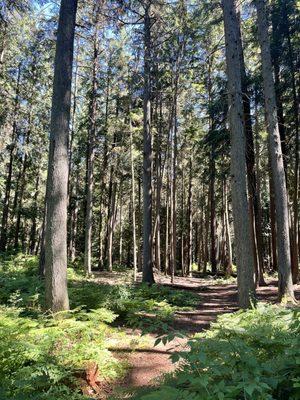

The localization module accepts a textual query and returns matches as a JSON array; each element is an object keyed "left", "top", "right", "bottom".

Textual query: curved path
[{"left": 108, "top": 276, "right": 300, "bottom": 398}]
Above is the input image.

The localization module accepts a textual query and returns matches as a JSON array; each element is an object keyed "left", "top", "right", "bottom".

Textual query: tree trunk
[
  {"left": 29, "top": 171, "right": 40, "bottom": 254},
  {"left": 97, "top": 69, "right": 111, "bottom": 270},
  {"left": 236, "top": 4, "right": 265, "bottom": 286},
  {"left": 0, "top": 63, "right": 22, "bottom": 251},
  {"left": 138, "top": 174, "right": 143, "bottom": 272},
  {"left": 206, "top": 59, "right": 217, "bottom": 276},
  {"left": 269, "top": 171, "right": 278, "bottom": 271},
  {"left": 270, "top": 3, "right": 288, "bottom": 173},
  {"left": 187, "top": 157, "right": 193, "bottom": 276},
  {"left": 67, "top": 39, "right": 79, "bottom": 258},
  {"left": 84, "top": 12, "right": 99, "bottom": 275},
  {"left": 203, "top": 189, "right": 209, "bottom": 274},
  {"left": 224, "top": 179, "right": 233, "bottom": 275},
  {"left": 170, "top": 76, "right": 179, "bottom": 283},
  {"left": 180, "top": 167, "right": 185, "bottom": 275},
  {"left": 142, "top": 3, "right": 154, "bottom": 284},
  {"left": 281, "top": 1, "right": 299, "bottom": 283},
  {"left": 69, "top": 167, "right": 79, "bottom": 262},
  {"left": 119, "top": 186, "right": 123, "bottom": 266},
  {"left": 14, "top": 111, "right": 32, "bottom": 249},
  {"left": 44, "top": 0, "right": 77, "bottom": 312},
  {"left": 38, "top": 201, "right": 46, "bottom": 277},
  {"left": 254, "top": 101, "right": 265, "bottom": 282},
  {"left": 130, "top": 111, "right": 138, "bottom": 281},
  {"left": 222, "top": 0, "right": 256, "bottom": 308},
  {"left": 255, "top": 0, "right": 295, "bottom": 302},
  {"left": 106, "top": 106, "right": 119, "bottom": 271},
  {"left": 209, "top": 150, "right": 217, "bottom": 275},
  {"left": 154, "top": 98, "right": 162, "bottom": 272},
  {"left": 107, "top": 180, "right": 117, "bottom": 272},
  {"left": 165, "top": 170, "right": 170, "bottom": 275}
]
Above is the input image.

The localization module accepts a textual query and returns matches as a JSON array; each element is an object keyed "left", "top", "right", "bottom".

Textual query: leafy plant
[
  {"left": 0, "top": 306, "right": 127, "bottom": 399},
  {"left": 135, "top": 304, "right": 300, "bottom": 400},
  {"left": 0, "top": 253, "right": 200, "bottom": 399}
]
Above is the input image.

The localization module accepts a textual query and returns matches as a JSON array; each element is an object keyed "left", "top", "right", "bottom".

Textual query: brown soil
[{"left": 103, "top": 274, "right": 300, "bottom": 398}]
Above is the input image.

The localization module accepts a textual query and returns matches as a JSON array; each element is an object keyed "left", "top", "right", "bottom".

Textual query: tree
[
  {"left": 142, "top": 0, "right": 155, "bottom": 284},
  {"left": 254, "top": 0, "right": 295, "bottom": 302},
  {"left": 0, "top": 63, "right": 22, "bottom": 251},
  {"left": 236, "top": 4, "right": 265, "bottom": 286},
  {"left": 84, "top": 5, "right": 100, "bottom": 275},
  {"left": 44, "top": 0, "right": 78, "bottom": 312},
  {"left": 222, "top": 0, "right": 255, "bottom": 308}
]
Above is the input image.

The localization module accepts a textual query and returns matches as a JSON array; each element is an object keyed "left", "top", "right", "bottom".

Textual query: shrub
[
  {"left": 136, "top": 304, "right": 300, "bottom": 400},
  {"left": 0, "top": 253, "right": 200, "bottom": 399},
  {"left": 0, "top": 306, "right": 126, "bottom": 399}
]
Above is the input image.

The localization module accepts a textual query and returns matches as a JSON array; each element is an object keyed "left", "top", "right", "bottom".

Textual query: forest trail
[{"left": 107, "top": 275, "right": 300, "bottom": 398}]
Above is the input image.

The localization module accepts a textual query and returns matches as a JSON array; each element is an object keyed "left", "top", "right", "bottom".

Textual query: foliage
[
  {"left": 0, "top": 306, "right": 124, "bottom": 400},
  {"left": 0, "top": 253, "right": 199, "bottom": 323},
  {"left": 0, "top": 253, "right": 43, "bottom": 311},
  {"left": 121, "top": 284, "right": 199, "bottom": 334},
  {"left": 135, "top": 304, "right": 300, "bottom": 400},
  {"left": 70, "top": 278, "right": 200, "bottom": 335},
  {"left": 0, "top": 255, "right": 129, "bottom": 399},
  {"left": 67, "top": 267, "right": 200, "bottom": 331},
  {"left": 0, "top": 253, "right": 200, "bottom": 399}
]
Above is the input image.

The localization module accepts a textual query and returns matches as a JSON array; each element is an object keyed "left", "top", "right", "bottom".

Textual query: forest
[{"left": 0, "top": 0, "right": 299, "bottom": 398}]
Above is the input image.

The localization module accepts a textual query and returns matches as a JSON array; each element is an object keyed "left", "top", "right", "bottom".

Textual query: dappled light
[{"left": 0, "top": 0, "right": 299, "bottom": 398}]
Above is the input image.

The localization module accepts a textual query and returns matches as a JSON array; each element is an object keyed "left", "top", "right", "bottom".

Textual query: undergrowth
[
  {"left": 133, "top": 304, "right": 300, "bottom": 400},
  {"left": 0, "top": 253, "right": 199, "bottom": 399},
  {"left": 0, "top": 306, "right": 125, "bottom": 400}
]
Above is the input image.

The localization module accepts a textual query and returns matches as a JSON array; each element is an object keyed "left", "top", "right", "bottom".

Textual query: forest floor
[
  {"left": 107, "top": 274, "right": 300, "bottom": 399},
  {"left": 1, "top": 255, "right": 299, "bottom": 400}
]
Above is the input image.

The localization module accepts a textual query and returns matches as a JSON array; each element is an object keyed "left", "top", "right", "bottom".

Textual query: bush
[
  {"left": 0, "top": 255, "right": 128, "bottom": 399},
  {"left": 68, "top": 269, "right": 200, "bottom": 332},
  {"left": 0, "top": 253, "right": 43, "bottom": 310},
  {"left": 0, "top": 306, "right": 125, "bottom": 399},
  {"left": 121, "top": 283, "right": 199, "bottom": 334},
  {"left": 136, "top": 304, "right": 300, "bottom": 400},
  {"left": 0, "top": 254, "right": 199, "bottom": 327},
  {"left": 0, "top": 253, "right": 200, "bottom": 399}
]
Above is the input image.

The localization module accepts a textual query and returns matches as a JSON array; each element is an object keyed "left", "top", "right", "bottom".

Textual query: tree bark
[
  {"left": 44, "top": 0, "right": 77, "bottom": 312},
  {"left": 254, "top": 100, "right": 265, "bottom": 282},
  {"left": 97, "top": 67, "right": 111, "bottom": 270},
  {"left": 170, "top": 74, "right": 179, "bottom": 282},
  {"left": 255, "top": 0, "right": 295, "bottom": 302},
  {"left": 154, "top": 98, "right": 162, "bottom": 272},
  {"left": 236, "top": 4, "right": 265, "bottom": 286},
  {"left": 224, "top": 179, "right": 233, "bottom": 275},
  {"left": 129, "top": 110, "right": 138, "bottom": 281},
  {"left": 142, "top": 2, "right": 154, "bottom": 284},
  {"left": 269, "top": 171, "right": 278, "bottom": 271},
  {"left": 165, "top": 169, "right": 170, "bottom": 275},
  {"left": 29, "top": 172, "right": 40, "bottom": 254},
  {"left": 69, "top": 167, "right": 79, "bottom": 262},
  {"left": 67, "top": 39, "right": 79, "bottom": 259},
  {"left": 14, "top": 110, "right": 32, "bottom": 249},
  {"left": 180, "top": 166, "right": 185, "bottom": 275},
  {"left": 84, "top": 13, "right": 99, "bottom": 275},
  {"left": 187, "top": 157, "right": 193, "bottom": 276},
  {"left": 119, "top": 185, "right": 123, "bottom": 266},
  {"left": 222, "top": 0, "right": 256, "bottom": 308},
  {"left": 0, "top": 63, "right": 22, "bottom": 251},
  {"left": 281, "top": 0, "right": 299, "bottom": 283},
  {"left": 209, "top": 150, "right": 217, "bottom": 275}
]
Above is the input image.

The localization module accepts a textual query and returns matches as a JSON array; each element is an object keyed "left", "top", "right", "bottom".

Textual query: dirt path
[{"left": 108, "top": 276, "right": 300, "bottom": 398}]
